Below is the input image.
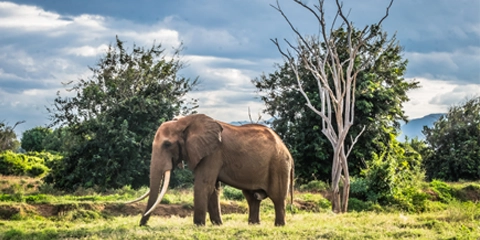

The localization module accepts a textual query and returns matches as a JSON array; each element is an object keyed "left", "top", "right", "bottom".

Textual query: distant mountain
[{"left": 399, "top": 113, "right": 444, "bottom": 140}]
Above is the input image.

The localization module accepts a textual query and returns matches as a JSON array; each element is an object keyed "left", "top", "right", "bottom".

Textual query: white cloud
[
  {"left": 0, "top": 2, "right": 70, "bottom": 31},
  {"left": 64, "top": 44, "right": 109, "bottom": 57},
  {"left": 404, "top": 78, "right": 480, "bottom": 118},
  {"left": 71, "top": 14, "right": 106, "bottom": 30},
  {"left": 131, "top": 29, "right": 181, "bottom": 47}
]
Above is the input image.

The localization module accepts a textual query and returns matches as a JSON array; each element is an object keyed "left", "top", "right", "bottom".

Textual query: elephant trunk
[{"left": 139, "top": 170, "right": 171, "bottom": 226}]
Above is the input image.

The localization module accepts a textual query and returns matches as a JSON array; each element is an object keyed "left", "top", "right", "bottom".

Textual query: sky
[{"left": 1, "top": 0, "right": 479, "bottom": 138}]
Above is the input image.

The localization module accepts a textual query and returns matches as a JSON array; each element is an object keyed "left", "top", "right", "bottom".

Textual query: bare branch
[{"left": 346, "top": 125, "right": 366, "bottom": 158}]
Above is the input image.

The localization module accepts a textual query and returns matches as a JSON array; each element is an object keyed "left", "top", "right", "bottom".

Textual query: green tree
[
  {"left": 0, "top": 120, "right": 23, "bottom": 152},
  {"left": 21, "top": 126, "right": 52, "bottom": 152},
  {"left": 253, "top": 28, "right": 419, "bottom": 184},
  {"left": 45, "top": 37, "right": 197, "bottom": 191},
  {"left": 422, "top": 96, "right": 480, "bottom": 181}
]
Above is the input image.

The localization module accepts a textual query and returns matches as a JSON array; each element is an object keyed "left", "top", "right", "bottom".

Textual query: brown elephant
[{"left": 127, "top": 114, "right": 294, "bottom": 226}]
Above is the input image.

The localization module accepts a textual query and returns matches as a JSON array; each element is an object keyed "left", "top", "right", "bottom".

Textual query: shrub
[
  {"left": 223, "top": 185, "right": 244, "bottom": 200},
  {"left": 0, "top": 151, "right": 29, "bottom": 175},
  {"left": 27, "top": 163, "right": 49, "bottom": 177},
  {"left": 170, "top": 168, "right": 194, "bottom": 189},
  {"left": 299, "top": 180, "right": 329, "bottom": 192},
  {"left": 0, "top": 151, "right": 60, "bottom": 178},
  {"left": 348, "top": 198, "right": 374, "bottom": 212},
  {"left": 353, "top": 133, "right": 427, "bottom": 212},
  {"left": 430, "top": 180, "right": 454, "bottom": 203}
]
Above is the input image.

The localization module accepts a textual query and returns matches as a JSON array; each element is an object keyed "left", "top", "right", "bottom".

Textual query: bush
[
  {"left": 170, "top": 168, "right": 194, "bottom": 189},
  {"left": 348, "top": 198, "right": 374, "bottom": 212},
  {"left": 350, "top": 177, "right": 369, "bottom": 201},
  {"left": 27, "top": 163, "right": 49, "bottom": 177},
  {"left": 353, "top": 134, "right": 427, "bottom": 212},
  {"left": 0, "top": 151, "right": 29, "bottom": 175},
  {"left": 429, "top": 180, "right": 454, "bottom": 203},
  {"left": 0, "top": 151, "right": 60, "bottom": 178},
  {"left": 223, "top": 185, "right": 244, "bottom": 200},
  {"left": 299, "top": 180, "right": 329, "bottom": 192}
]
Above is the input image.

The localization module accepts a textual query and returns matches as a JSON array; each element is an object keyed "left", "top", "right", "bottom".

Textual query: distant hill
[{"left": 399, "top": 113, "right": 444, "bottom": 140}]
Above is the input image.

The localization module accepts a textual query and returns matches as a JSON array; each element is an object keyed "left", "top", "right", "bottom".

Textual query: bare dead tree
[
  {"left": 247, "top": 107, "right": 263, "bottom": 124},
  {"left": 0, "top": 120, "right": 25, "bottom": 151},
  {"left": 271, "top": 0, "right": 394, "bottom": 213}
]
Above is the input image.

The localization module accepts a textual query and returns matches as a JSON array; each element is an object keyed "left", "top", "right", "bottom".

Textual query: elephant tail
[{"left": 289, "top": 162, "right": 294, "bottom": 212}]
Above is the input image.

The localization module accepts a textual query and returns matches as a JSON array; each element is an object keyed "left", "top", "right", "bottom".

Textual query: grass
[
  {"left": 0, "top": 176, "right": 479, "bottom": 239},
  {"left": 1, "top": 207, "right": 479, "bottom": 239}
]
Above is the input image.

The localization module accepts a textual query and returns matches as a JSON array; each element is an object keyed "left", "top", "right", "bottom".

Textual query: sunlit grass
[
  {"left": 1, "top": 207, "right": 478, "bottom": 240},
  {"left": 1, "top": 176, "right": 479, "bottom": 239}
]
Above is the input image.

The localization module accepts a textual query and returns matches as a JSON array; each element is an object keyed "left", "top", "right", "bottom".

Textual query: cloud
[
  {"left": 404, "top": 78, "right": 480, "bottom": 119},
  {"left": 1, "top": 0, "right": 479, "bottom": 137},
  {"left": 405, "top": 46, "right": 480, "bottom": 84},
  {"left": 430, "top": 84, "right": 480, "bottom": 105},
  {"left": 0, "top": 2, "right": 70, "bottom": 31},
  {"left": 64, "top": 44, "right": 109, "bottom": 57}
]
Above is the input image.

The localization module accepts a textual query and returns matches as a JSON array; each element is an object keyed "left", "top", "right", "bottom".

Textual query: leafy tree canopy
[
  {"left": 21, "top": 126, "right": 52, "bottom": 152},
  {"left": 422, "top": 96, "right": 480, "bottom": 181},
  {"left": 253, "top": 27, "right": 419, "bottom": 183},
  {"left": 45, "top": 37, "right": 198, "bottom": 191}
]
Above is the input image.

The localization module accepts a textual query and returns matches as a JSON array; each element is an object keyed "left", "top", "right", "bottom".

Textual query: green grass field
[{"left": 0, "top": 176, "right": 479, "bottom": 239}]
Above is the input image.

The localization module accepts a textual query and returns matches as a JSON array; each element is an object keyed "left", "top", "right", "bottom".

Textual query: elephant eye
[{"left": 163, "top": 141, "right": 172, "bottom": 148}]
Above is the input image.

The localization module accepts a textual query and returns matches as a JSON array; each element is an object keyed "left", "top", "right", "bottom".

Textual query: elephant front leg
[
  {"left": 207, "top": 181, "right": 223, "bottom": 225},
  {"left": 193, "top": 181, "right": 209, "bottom": 226},
  {"left": 242, "top": 190, "right": 261, "bottom": 224}
]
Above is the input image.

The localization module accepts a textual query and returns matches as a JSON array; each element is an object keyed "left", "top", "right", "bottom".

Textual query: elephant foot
[
  {"left": 139, "top": 216, "right": 150, "bottom": 226},
  {"left": 248, "top": 220, "right": 261, "bottom": 225},
  {"left": 194, "top": 219, "right": 206, "bottom": 226},
  {"left": 274, "top": 219, "right": 286, "bottom": 226},
  {"left": 210, "top": 219, "right": 223, "bottom": 225}
]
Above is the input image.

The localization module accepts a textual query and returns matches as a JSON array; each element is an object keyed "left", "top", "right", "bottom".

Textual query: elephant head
[{"left": 127, "top": 114, "right": 223, "bottom": 226}]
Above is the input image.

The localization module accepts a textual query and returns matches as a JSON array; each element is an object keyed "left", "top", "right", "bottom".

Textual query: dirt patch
[
  {"left": 424, "top": 189, "right": 439, "bottom": 201},
  {"left": 0, "top": 199, "right": 311, "bottom": 220},
  {"left": 456, "top": 185, "right": 480, "bottom": 202}
]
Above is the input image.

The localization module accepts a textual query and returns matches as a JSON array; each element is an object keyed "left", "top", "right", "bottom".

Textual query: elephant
[{"left": 127, "top": 114, "right": 294, "bottom": 226}]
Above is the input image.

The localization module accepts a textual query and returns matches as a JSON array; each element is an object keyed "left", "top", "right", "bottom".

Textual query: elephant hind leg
[
  {"left": 242, "top": 190, "right": 262, "bottom": 224},
  {"left": 208, "top": 181, "right": 223, "bottom": 225},
  {"left": 271, "top": 197, "right": 286, "bottom": 226}
]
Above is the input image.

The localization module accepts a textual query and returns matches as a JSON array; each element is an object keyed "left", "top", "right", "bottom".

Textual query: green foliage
[
  {"left": 299, "top": 180, "right": 329, "bottom": 192},
  {"left": 348, "top": 198, "right": 375, "bottom": 212},
  {"left": 0, "top": 151, "right": 62, "bottom": 178},
  {"left": 45, "top": 36, "right": 198, "bottom": 191},
  {"left": 40, "top": 127, "right": 78, "bottom": 153},
  {"left": 252, "top": 27, "right": 419, "bottom": 183},
  {"left": 0, "top": 120, "right": 23, "bottom": 152},
  {"left": 170, "top": 168, "right": 194, "bottom": 189},
  {"left": 422, "top": 96, "right": 480, "bottom": 181},
  {"left": 430, "top": 180, "right": 454, "bottom": 203},
  {"left": 223, "top": 185, "right": 244, "bottom": 200},
  {"left": 0, "top": 151, "right": 45, "bottom": 177},
  {"left": 350, "top": 132, "right": 428, "bottom": 212},
  {"left": 21, "top": 127, "right": 52, "bottom": 152}
]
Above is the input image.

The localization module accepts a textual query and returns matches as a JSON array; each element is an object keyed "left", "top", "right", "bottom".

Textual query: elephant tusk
[
  {"left": 144, "top": 170, "right": 171, "bottom": 216},
  {"left": 125, "top": 189, "right": 150, "bottom": 204}
]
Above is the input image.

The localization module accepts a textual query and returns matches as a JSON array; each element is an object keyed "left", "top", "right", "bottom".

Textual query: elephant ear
[{"left": 180, "top": 114, "right": 223, "bottom": 170}]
